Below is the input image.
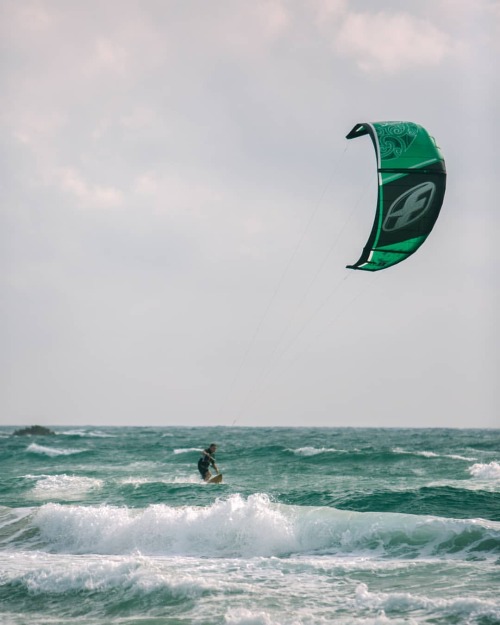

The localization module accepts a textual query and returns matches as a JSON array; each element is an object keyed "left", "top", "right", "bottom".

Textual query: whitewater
[{"left": 1, "top": 426, "right": 499, "bottom": 624}]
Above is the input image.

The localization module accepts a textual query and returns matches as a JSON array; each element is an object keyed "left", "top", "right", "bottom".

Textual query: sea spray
[
  {"left": 33, "top": 495, "right": 295, "bottom": 557},
  {"left": 26, "top": 474, "right": 103, "bottom": 499},
  {"left": 30, "top": 494, "right": 500, "bottom": 559},
  {"left": 469, "top": 461, "right": 500, "bottom": 480}
]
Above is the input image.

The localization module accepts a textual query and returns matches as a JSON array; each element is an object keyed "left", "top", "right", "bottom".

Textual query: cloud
[
  {"left": 56, "top": 167, "right": 124, "bottom": 209},
  {"left": 132, "top": 169, "right": 224, "bottom": 218},
  {"left": 1, "top": 1, "right": 54, "bottom": 34},
  {"left": 335, "top": 11, "right": 455, "bottom": 73},
  {"left": 310, "top": 0, "right": 348, "bottom": 27},
  {"left": 254, "top": 0, "right": 290, "bottom": 40},
  {"left": 10, "top": 110, "right": 67, "bottom": 149},
  {"left": 485, "top": 1, "right": 500, "bottom": 50},
  {"left": 85, "top": 39, "right": 130, "bottom": 76}
]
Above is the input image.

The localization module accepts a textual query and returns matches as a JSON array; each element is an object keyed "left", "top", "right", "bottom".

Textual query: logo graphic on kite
[{"left": 346, "top": 122, "right": 446, "bottom": 271}]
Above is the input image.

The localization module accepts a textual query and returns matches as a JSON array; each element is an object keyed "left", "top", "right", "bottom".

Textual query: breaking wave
[
  {"left": 26, "top": 443, "right": 87, "bottom": 458},
  {"left": 13, "top": 494, "right": 500, "bottom": 559},
  {"left": 469, "top": 461, "right": 500, "bottom": 480}
]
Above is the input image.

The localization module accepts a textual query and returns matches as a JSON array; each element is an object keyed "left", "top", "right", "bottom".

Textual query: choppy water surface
[{"left": 1, "top": 426, "right": 499, "bottom": 624}]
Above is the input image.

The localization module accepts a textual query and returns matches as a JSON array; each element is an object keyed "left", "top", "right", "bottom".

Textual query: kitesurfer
[{"left": 198, "top": 444, "right": 219, "bottom": 481}]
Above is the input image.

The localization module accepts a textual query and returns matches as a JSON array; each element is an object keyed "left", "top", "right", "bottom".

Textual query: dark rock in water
[{"left": 13, "top": 425, "right": 56, "bottom": 436}]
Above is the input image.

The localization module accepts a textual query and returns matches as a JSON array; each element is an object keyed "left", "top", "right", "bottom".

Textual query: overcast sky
[{"left": 1, "top": 0, "right": 498, "bottom": 428}]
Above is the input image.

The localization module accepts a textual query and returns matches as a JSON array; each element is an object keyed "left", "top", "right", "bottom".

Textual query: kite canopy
[{"left": 346, "top": 121, "right": 446, "bottom": 271}]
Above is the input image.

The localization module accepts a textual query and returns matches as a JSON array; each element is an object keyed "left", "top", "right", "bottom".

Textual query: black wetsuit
[{"left": 198, "top": 449, "right": 215, "bottom": 479}]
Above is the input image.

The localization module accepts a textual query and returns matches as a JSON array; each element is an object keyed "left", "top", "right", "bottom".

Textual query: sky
[{"left": 1, "top": 0, "right": 499, "bottom": 429}]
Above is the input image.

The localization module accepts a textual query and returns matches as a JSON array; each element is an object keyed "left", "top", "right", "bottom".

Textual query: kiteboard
[{"left": 208, "top": 474, "right": 223, "bottom": 484}]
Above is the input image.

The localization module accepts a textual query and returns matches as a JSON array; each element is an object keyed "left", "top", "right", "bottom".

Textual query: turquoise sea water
[{"left": 1, "top": 426, "right": 499, "bottom": 624}]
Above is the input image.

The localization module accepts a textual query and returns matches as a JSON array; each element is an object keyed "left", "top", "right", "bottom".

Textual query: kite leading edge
[{"left": 346, "top": 121, "right": 446, "bottom": 271}]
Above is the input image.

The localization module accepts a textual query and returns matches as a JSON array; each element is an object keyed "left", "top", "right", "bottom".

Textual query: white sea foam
[
  {"left": 292, "top": 447, "right": 343, "bottom": 456},
  {"left": 224, "top": 608, "right": 286, "bottom": 625},
  {"left": 223, "top": 611, "right": 360, "bottom": 625},
  {"left": 426, "top": 478, "right": 500, "bottom": 493},
  {"left": 34, "top": 495, "right": 295, "bottom": 557},
  {"left": 120, "top": 475, "right": 200, "bottom": 486},
  {"left": 32, "top": 494, "right": 500, "bottom": 559},
  {"left": 119, "top": 477, "right": 151, "bottom": 486},
  {"left": 393, "top": 448, "right": 475, "bottom": 461},
  {"left": 60, "top": 429, "right": 85, "bottom": 436},
  {"left": 168, "top": 474, "right": 202, "bottom": 484},
  {"left": 173, "top": 447, "right": 203, "bottom": 455},
  {"left": 393, "top": 447, "right": 434, "bottom": 458},
  {"left": 0, "top": 553, "right": 212, "bottom": 598},
  {"left": 26, "top": 443, "right": 87, "bottom": 457},
  {"left": 25, "top": 474, "right": 103, "bottom": 499},
  {"left": 469, "top": 461, "right": 500, "bottom": 480},
  {"left": 0, "top": 506, "right": 33, "bottom": 531},
  {"left": 61, "top": 429, "right": 115, "bottom": 438},
  {"left": 125, "top": 461, "right": 159, "bottom": 470},
  {"left": 1, "top": 548, "right": 498, "bottom": 625},
  {"left": 355, "top": 582, "right": 500, "bottom": 623}
]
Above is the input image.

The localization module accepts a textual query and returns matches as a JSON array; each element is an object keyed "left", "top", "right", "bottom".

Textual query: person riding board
[{"left": 198, "top": 444, "right": 219, "bottom": 481}]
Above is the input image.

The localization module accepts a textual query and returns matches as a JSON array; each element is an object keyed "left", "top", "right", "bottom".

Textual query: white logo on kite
[{"left": 383, "top": 181, "right": 436, "bottom": 232}]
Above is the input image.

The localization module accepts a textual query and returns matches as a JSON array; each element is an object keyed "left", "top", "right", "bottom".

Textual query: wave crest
[
  {"left": 26, "top": 444, "right": 87, "bottom": 457},
  {"left": 31, "top": 494, "right": 500, "bottom": 559},
  {"left": 469, "top": 462, "right": 500, "bottom": 480}
]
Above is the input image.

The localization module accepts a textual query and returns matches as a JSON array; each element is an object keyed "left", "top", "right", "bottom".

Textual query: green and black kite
[{"left": 346, "top": 122, "right": 446, "bottom": 271}]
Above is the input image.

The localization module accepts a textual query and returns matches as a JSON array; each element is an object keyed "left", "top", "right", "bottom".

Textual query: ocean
[{"left": 0, "top": 426, "right": 499, "bottom": 625}]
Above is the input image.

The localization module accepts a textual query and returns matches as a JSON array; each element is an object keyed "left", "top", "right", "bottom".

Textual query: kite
[{"left": 346, "top": 121, "right": 446, "bottom": 271}]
